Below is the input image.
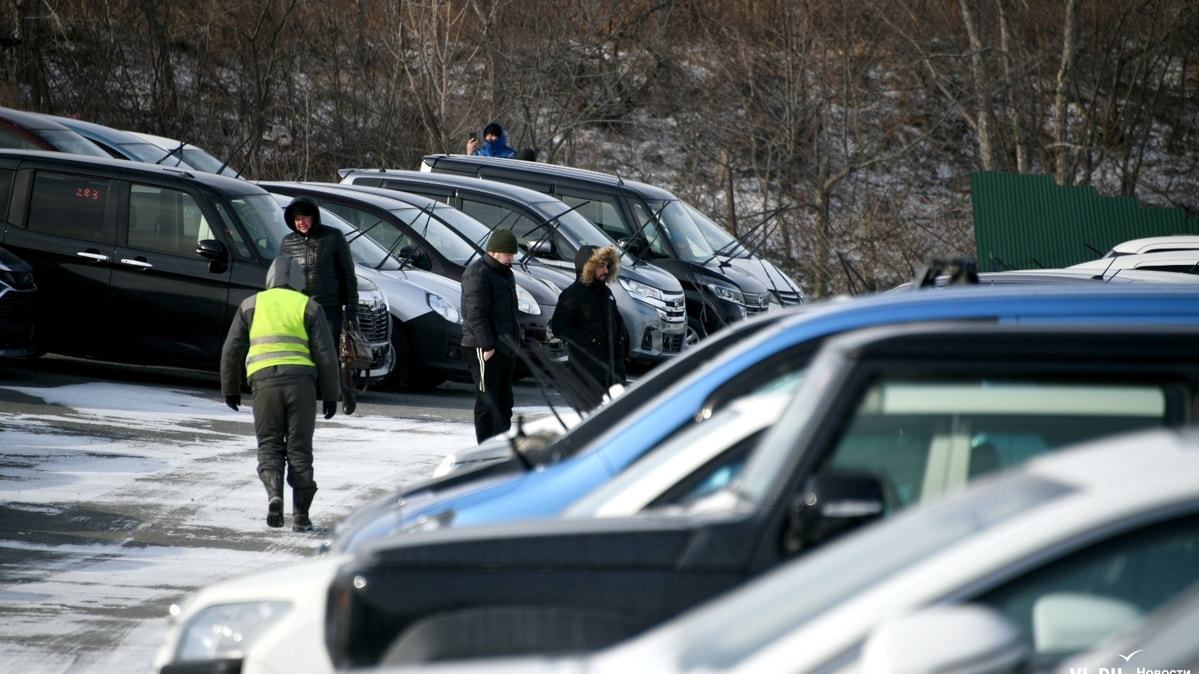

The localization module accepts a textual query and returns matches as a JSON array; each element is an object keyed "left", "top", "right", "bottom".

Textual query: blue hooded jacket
[{"left": 473, "top": 124, "right": 517, "bottom": 158}]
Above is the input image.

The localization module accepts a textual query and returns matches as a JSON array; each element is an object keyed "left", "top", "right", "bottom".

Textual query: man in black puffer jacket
[
  {"left": 461, "top": 229, "right": 521, "bottom": 443},
  {"left": 550, "top": 245, "right": 627, "bottom": 411},
  {"left": 279, "top": 195, "right": 359, "bottom": 413}
]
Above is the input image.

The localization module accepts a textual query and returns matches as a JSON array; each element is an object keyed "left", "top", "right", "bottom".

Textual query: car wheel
[
  {"left": 375, "top": 322, "right": 412, "bottom": 391},
  {"left": 685, "top": 316, "right": 706, "bottom": 347}
]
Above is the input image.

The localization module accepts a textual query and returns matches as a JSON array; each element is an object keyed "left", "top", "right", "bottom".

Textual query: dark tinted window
[
  {"left": 127, "top": 184, "right": 215, "bottom": 256},
  {"left": 28, "top": 171, "right": 109, "bottom": 240},
  {"left": 0, "top": 168, "right": 12, "bottom": 220}
]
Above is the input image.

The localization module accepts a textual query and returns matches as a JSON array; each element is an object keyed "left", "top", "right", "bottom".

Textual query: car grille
[
  {"left": 356, "top": 303, "right": 391, "bottom": 369},
  {"left": 661, "top": 292, "right": 686, "bottom": 325},
  {"left": 774, "top": 289, "right": 804, "bottom": 306},
  {"left": 662, "top": 332, "right": 684, "bottom": 353},
  {"left": 744, "top": 292, "right": 771, "bottom": 316}
]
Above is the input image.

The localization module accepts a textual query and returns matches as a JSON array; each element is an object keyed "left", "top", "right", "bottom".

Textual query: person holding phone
[{"left": 465, "top": 122, "right": 517, "bottom": 157}]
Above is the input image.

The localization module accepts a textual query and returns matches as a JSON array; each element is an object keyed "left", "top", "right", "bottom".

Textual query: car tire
[{"left": 685, "top": 315, "right": 706, "bottom": 347}]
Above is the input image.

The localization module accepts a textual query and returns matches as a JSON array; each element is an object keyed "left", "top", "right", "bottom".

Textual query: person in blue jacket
[{"left": 466, "top": 122, "right": 517, "bottom": 158}]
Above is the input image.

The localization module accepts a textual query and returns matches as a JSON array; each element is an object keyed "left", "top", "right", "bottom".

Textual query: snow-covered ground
[{"left": 0, "top": 374, "right": 532, "bottom": 673}]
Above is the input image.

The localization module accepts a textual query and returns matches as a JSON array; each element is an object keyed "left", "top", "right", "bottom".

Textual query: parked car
[
  {"left": 0, "top": 106, "right": 112, "bottom": 158},
  {"left": 891, "top": 256, "right": 1199, "bottom": 290},
  {"left": 267, "top": 192, "right": 464, "bottom": 389},
  {"left": 258, "top": 181, "right": 565, "bottom": 378},
  {"left": 336, "top": 169, "right": 689, "bottom": 363},
  {"left": 150, "top": 286, "right": 1199, "bottom": 674},
  {"left": 417, "top": 154, "right": 805, "bottom": 316},
  {"left": 0, "top": 150, "right": 390, "bottom": 375},
  {"left": 363, "top": 426, "right": 1199, "bottom": 674},
  {"left": 125, "top": 130, "right": 242, "bottom": 178},
  {"left": 34, "top": 113, "right": 208, "bottom": 170},
  {"left": 1102, "top": 234, "right": 1199, "bottom": 257},
  {"left": 1056, "top": 577, "right": 1199, "bottom": 673},
  {"left": 0, "top": 245, "right": 37, "bottom": 358},
  {"left": 322, "top": 322, "right": 1199, "bottom": 668},
  {"left": 1069, "top": 250, "right": 1199, "bottom": 277}
]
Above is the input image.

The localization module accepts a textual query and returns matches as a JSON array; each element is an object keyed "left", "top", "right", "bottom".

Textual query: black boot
[
  {"left": 293, "top": 486, "right": 317, "bottom": 532},
  {"left": 262, "top": 472, "right": 284, "bottom": 528},
  {"left": 342, "top": 385, "right": 356, "bottom": 415}
]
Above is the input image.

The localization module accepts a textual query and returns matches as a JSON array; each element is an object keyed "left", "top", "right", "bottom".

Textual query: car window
[
  {"left": 0, "top": 127, "right": 43, "bottom": 150},
  {"left": 976, "top": 512, "right": 1199, "bottom": 664},
  {"left": 558, "top": 192, "right": 630, "bottom": 242},
  {"left": 27, "top": 171, "right": 109, "bottom": 240},
  {"left": 127, "top": 184, "right": 213, "bottom": 256},
  {"left": 0, "top": 168, "right": 13, "bottom": 217},
  {"left": 227, "top": 193, "right": 288, "bottom": 260},
  {"left": 823, "top": 381, "right": 1169, "bottom": 510}
]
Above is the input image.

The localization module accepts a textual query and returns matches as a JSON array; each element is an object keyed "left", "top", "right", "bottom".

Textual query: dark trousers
[
  {"left": 251, "top": 371, "right": 318, "bottom": 490},
  {"left": 467, "top": 347, "right": 515, "bottom": 443}
]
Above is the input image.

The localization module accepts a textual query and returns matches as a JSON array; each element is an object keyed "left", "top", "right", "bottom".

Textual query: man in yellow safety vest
[{"left": 220, "top": 255, "right": 340, "bottom": 532}]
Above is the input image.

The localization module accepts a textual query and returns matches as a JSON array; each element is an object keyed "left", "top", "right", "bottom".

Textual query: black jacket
[
  {"left": 550, "top": 245, "right": 627, "bottom": 391},
  {"left": 279, "top": 195, "right": 358, "bottom": 322},
  {"left": 461, "top": 253, "right": 520, "bottom": 357}
]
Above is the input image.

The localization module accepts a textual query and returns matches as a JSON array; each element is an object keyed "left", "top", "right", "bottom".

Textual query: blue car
[{"left": 324, "top": 283, "right": 1199, "bottom": 552}]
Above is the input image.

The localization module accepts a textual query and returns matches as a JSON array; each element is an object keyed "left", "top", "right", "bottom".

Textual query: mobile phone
[{"left": 469, "top": 132, "right": 478, "bottom": 141}]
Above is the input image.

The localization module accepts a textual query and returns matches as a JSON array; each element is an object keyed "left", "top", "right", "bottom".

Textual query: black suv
[
  {"left": 323, "top": 321, "right": 1199, "bottom": 667},
  {"left": 0, "top": 244, "right": 36, "bottom": 357},
  {"left": 0, "top": 150, "right": 391, "bottom": 374}
]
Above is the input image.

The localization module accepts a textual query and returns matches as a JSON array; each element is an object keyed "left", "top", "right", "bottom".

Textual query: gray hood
[{"left": 265, "top": 255, "right": 305, "bottom": 291}]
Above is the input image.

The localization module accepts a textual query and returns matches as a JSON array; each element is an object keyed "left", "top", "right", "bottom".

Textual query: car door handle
[
  {"left": 119, "top": 257, "right": 154, "bottom": 269},
  {"left": 76, "top": 250, "right": 110, "bottom": 262}
]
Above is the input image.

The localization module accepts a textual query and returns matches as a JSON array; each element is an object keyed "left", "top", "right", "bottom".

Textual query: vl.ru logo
[{"left": 1067, "top": 650, "right": 1192, "bottom": 674}]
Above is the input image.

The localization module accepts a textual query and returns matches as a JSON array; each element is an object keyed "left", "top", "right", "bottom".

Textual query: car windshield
[
  {"left": 269, "top": 194, "right": 405, "bottom": 271},
  {"left": 631, "top": 199, "right": 719, "bottom": 263},
  {"left": 389, "top": 204, "right": 482, "bottom": 266},
  {"left": 682, "top": 201, "right": 751, "bottom": 258},
  {"left": 39, "top": 129, "right": 111, "bottom": 157},
  {"left": 668, "top": 473, "right": 1071, "bottom": 670},
  {"left": 520, "top": 199, "right": 636, "bottom": 264},
  {"left": 229, "top": 193, "right": 291, "bottom": 259},
  {"left": 731, "top": 369, "right": 1170, "bottom": 511}
]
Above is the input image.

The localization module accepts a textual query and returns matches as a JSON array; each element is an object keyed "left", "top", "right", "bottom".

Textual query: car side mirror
[
  {"left": 621, "top": 236, "right": 648, "bottom": 258},
  {"left": 398, "top": 245, "right": 433, "bottom": 271},
  {"left": 861, "top": 604, "right": 1030, "bottom": 674},
  {"left": 196, "top": 239, "right": 228, "bottom": 273},
  {"left": 783, "top": 471, "right": 885, "bottom": 556},
  {"left": 526, "top": 239, "right": 552, "bottom": 257}
]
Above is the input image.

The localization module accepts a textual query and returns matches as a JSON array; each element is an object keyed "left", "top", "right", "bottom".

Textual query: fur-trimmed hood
[{"left": 575, "top": 245, "right": 620, "bottom": 285}]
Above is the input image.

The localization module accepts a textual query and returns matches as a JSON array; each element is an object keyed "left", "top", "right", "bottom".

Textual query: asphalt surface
[{"left": 0, "top": 354, "right": 563, "bottom": 673}]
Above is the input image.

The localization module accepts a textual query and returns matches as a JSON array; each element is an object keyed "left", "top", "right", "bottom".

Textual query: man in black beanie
[
  {"left": 466, "top": 122, "right": 517, "bottom": 158},
  {"left": 460, "top": 229, "right": 521, "bottom": 442}
]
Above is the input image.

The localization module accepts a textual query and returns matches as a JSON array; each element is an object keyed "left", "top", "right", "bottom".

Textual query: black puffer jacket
[
  {"left": 461, "top": 253, "right": 520, "bottom": 357},
  {"left": 279, "top": 195, "right": 358, "bottom": 322},
  {"left": 550, "top": 245, "right": 627, "bottom": 390}
]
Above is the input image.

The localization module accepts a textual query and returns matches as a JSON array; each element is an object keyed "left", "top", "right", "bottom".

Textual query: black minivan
[{"left": 0, "top": 150, "right": 392, "bottom": 374}]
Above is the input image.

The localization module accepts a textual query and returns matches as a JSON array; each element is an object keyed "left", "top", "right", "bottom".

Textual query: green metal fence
[{"left": 971, "top": 172, "right": 1199, "bottom": 271}]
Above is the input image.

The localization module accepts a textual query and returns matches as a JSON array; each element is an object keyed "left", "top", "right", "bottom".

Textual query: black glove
[
  {"left": 225, "top": 395, "right": 240, "bottom": 411},
  {"left": 323, "top": 401, "right": 337, "bottom": 419}
]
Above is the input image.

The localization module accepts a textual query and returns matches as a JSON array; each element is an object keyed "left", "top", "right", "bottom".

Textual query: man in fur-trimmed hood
[{"left": 550, "top": 245, "right": 628, "bottom": 411}]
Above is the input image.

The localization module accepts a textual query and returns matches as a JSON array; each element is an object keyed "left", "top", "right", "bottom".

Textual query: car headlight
[
  {"left": 173, "top": 601, "right": 292, "bottom": 662},
  {"left": 427, "top": 292, "right": 461, "bottom": 323},
  {"left": 619, "top": 277, "right": 664, "bottom": 303},
  {"left": 516, "top": 283, "right": 540, "bottom": 316},
  {"left": 356, "top": 277, "right": 388, "bottom": 313},
  {"left": 702, "top": 281, "right": 744, "bottom": 305}
]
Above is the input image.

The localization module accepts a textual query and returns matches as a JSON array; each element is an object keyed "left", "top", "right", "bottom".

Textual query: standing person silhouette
[
  {"left": 550, "top": 245, "right": 627, "bottom": 411},
  {"left": 220, "top": 255, "right": 339, "bottom": 532},
  {"left": 278, "top": 195, "right": 359, "bottom": 414},
  {"left": 461, "top": 229, "right": 521, "bottom": 442},
  {"left": 466, "top": 122, "right": 517, "bottom": 158}
]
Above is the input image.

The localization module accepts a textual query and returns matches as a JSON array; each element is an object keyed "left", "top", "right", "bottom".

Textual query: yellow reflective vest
[{"left": 246, "top": 288, "right": 315, "bottom": 376}]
